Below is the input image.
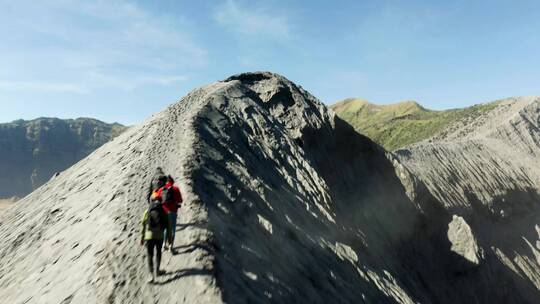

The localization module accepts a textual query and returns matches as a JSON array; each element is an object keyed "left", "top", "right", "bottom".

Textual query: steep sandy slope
[
  {"left": 186, "top": 73, "right": 452, "bottom": 303},
  {"left": 397, "top": 97, "right": 540, "bottom": 211},
  {"left": 396, "top": 96, "right": 540, "bottom": 301},
  {"left": 0, "top": 85, "right": 226, "bottom": 303},
  {"left": 0, "top": 73, "right": 538, "bottom": 303}
]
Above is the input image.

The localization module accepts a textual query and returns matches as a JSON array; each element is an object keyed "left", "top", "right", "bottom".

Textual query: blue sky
[{"left": 0, "top": 0, "right": 539, "bottom": 125}]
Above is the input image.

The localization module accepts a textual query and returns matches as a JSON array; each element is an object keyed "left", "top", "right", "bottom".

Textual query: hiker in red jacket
[{"left": 156, "top": 175, "right": 183, "bottom": 252}]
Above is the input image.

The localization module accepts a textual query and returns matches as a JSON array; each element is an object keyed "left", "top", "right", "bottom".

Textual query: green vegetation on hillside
[{"left": 331, "top": 98, "right": 499, "bottom": 151}]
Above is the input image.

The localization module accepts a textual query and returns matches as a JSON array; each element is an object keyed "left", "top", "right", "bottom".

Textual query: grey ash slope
[
  {"left": 396, "top": 96, "right": 540, "bottom": 302},
  {"left": 396, "top": 97, "right": 540, "bottom": 211},
  {"left": 188, "top": 73, "right": 446, "bottom": 303},
  {"left": 0, "top": 87, "right": 225, "bottom": 303},
  {"left": 0, "top": 73, "right": 537, "bottom": 303}
]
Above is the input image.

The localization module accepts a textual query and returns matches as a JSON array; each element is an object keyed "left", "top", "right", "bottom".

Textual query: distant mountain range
[
  {"left": 0, "top": 117, "right": 126, "bottom": 198},
  {"left": 331, "top": 98, "right": 499, "bottom": 150}
]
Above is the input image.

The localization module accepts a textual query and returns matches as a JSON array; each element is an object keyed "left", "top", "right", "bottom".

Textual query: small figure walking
[
  {"left": 156, "top": 175, "right": 183, "bottom": 253},
  {"left": 140, "top": 197, "right": 172, "bottom": 283}
]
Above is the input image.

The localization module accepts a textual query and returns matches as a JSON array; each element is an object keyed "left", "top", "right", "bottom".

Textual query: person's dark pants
[
  {"left": 146, "top": 239, "right": 164, "bottom": 274},
  {"left": 164, "top": 212, "right": 177, "bottom": 247}
]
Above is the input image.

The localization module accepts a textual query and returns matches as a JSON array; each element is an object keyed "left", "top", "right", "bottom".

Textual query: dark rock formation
[{"left": 0, "top": 117, "right": 126, "bottom": 198}]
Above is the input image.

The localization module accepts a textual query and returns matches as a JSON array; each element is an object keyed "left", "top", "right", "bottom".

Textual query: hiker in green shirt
[{"left": 140, "top": 197, "right": 172, "bottom": 283}]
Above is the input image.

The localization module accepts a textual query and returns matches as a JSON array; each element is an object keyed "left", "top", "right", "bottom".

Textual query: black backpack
[
  {"left": 148, "top": 201, "right": 165, "bottom": 231},
  {"left": 161, "top": 186, "right": 175, "bottom": 203},
  {"left": 147, "top": 174, "right": 167, "bottom": 204},
  {"left": 151, "top": 175, "right": 167, "bottom": 192}
]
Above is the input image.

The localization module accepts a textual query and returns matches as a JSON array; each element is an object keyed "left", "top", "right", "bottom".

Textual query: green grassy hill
[{"left": 331, "top": 98, "right": 499, "bottom": 151}]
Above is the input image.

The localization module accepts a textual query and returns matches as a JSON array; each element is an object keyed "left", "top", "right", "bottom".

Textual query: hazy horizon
[{"left": 1, "top": 0, "right": 539, "bottom": 125}]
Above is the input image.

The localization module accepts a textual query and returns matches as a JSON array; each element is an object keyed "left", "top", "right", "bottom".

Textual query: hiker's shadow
[
  {"left": 171, "top": 243, "right": 214, "bottom": 255},
  {"left": 154, "top": 268, "right": 212, "bottom": 285},
  {"left": 175, "top": 221, "right": 206, "bottom": 232},
  {"left": 152, "top": 244, "right": 214, "bottom": 286}
]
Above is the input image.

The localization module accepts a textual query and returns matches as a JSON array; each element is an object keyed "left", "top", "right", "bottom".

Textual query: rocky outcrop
[
  {"left": 0, "top": 118, "right": 126, "bottom": 198},
  {"left": 447, "top": 215, "right": 482, "bottom": 265},
  {"left": 0, "top": 74, "right": 538, "bottom": 303}
]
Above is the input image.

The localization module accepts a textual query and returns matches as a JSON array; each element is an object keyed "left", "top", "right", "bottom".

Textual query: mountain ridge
[
  {"left": 0, "top": 72, "right": 453, "bottom": 303},
  {"left": 395, "top": 96, "right": 540, "bottom": 301},
  {"left": 0, "top": 73, "right": 539, "bottom": 303},
  {"left": 0, "top": 117, "right": 127, "bottom": 198},
  {"left": 4, "top": 117, "right": 125, "bottom": 126},
  {"left": 331, "top": 98, "right": 505, "bottom": 150}
]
